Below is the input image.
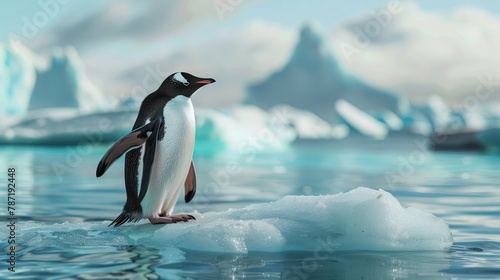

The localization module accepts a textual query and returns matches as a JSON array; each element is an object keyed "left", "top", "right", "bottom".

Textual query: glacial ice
[
  {"left": 195, "top": 105, "right": 295, "bottom": 152},
  {"left": 1, "top": 29, "right": 499, "bottom": 146},
  {"left": 0, "top": 41, "right": 37, "bottom": 115},
  {"left": 0, "top": 41, "right": 111, "bottom": 116},
  {"left": 0, "top": 105, "right": 297, "bottom": 147},
  {"left": 269, "top": 105, "right": 349, "bottom": 139},
  {"left": 0, "top": 108, "right": 137, "bottom": 145},
  {"left": 0, "top": 188, "right": 453, "bottom": 253},
  {"left": 247, "top": 24, "right": 408, "bottom": 128},
  {"left": 335, "top": 100, "right": 388, "bottom": 140}
]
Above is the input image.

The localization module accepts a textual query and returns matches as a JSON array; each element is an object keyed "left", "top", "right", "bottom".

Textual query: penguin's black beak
[{"left": 195, "top": 78, "right": 216, "bottom": 85}]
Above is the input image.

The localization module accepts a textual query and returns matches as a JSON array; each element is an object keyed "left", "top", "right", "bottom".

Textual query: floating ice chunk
[
  {"left": 0, "top": 108, "right": 137, "bottom": 145},
  {"left": 195, "top": 106, "right": 295, "bottom": 152},
  {"left": 460, "top": 111, "right": 487, "bottom": 131},
  {"left": 420, "top": 96, "right": 452, "bottom": 131},
  {"left": 371, "top": 109, "right": 404, "bottom": 131},
  {"left": 0, "top": 188, "right": 453, "bottom": 253},
  {"left": 400, "top": 109, "right": 433, "bottom": 135},
  {"left": 270, "top": 104, "right": 348, "bottom": 139},
  {"left": 335, "top": 100, "right": 388, "bottom": 139}
]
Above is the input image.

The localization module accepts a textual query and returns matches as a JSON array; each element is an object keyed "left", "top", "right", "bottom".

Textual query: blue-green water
[{"left": 1, "top": 137, "right": 500, "bottom": 279}]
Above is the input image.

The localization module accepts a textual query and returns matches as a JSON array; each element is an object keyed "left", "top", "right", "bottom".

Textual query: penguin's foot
[
  {"left": 169, "top": 214, "right": 196, "bottom": 222},
  {"left": 149, "top": 214, "right": 195, "bottom": 224}
]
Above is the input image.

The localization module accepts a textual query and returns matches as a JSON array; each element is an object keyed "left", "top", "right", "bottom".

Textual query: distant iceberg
[
  {"left": 244, "top": 23, "right": 500, "bottom": 143},
  {"left": 2, "top": 29, "right": 499, "bottom": 146},
  {"left": 247, "top": 24, "right": 409, "bottom": 133},
  {"left": 195, "top": 106, "right": 295, "bottom": 153},
  {"left": 335, "top": 100, "right": 388, "bottom": 139},
  {"left": 0, "top": 108, "right": 137, "bottom": 145},
  {"left": 0, "top": 105, "right": 296, "bottom": 150},
  {"left": 28, "top": 46, "right": 110, "bottom": 112},
  {"left": 0, "top": 187, "right": 453, "bottom": 253},
  {"left": 0, "top": 41, "right": 37, "bottom": 115},
  {"left": 269, "top": 104, "right": 348, "bottom": 140},
  {"left": 0, "top": 41, "right": 112, "bottom": 116}
]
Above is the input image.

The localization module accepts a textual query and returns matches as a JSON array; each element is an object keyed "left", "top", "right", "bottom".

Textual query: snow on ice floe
[{"left": 0, "top": 188, "right": 453, "bottom": 253}]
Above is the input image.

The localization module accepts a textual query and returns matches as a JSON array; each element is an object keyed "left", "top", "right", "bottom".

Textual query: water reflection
[
  {"left": 12, "top": 245, "right": 174, "bottom": 279},
  {"left": 161, "top": 250, "right": 452, "bottom": 279}
]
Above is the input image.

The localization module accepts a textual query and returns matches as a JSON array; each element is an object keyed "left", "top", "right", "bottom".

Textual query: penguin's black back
[{"left": 122, "top": 91, "right": 170, "bottom": 215}]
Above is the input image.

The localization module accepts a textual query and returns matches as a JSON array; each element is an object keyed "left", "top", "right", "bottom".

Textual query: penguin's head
[{"left": 160, "top": 72, "right": 216, "bottom": 98}]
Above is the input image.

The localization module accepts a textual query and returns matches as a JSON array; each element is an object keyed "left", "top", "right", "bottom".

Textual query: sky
[
  {"left": 2, "top": 0, "right": 500, "bottom": 34},
  {"left": 3, "top": 0, "right": 500, "bottom": 51},
  {"left": 1, "top": 0, "right": 500, "bottom": 108}
]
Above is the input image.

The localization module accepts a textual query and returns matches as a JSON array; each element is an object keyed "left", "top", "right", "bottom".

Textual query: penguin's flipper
[
  {"left": 137, "top": 118, "right": 163, "bottom": 203},
  {"left": 96, "top": 119, "right": 160, "bottom": 178},
  {"left": 184, "top": 160, "right": 197, "bottom": 203}
]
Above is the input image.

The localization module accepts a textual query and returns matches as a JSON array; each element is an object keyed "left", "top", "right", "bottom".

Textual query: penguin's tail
[
  {"left": 109, "top": 201, "right": 143, "bottom": 227},
  {"left": 108, "top": 211, "right": 142, "bottom": 227}
]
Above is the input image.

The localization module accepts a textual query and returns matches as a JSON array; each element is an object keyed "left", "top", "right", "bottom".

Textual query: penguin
[{"left": 96, "top": 72, "right": 215, "bottom": 227}]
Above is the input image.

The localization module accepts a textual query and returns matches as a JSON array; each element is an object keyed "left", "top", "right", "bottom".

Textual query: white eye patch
[{"left": 173, "top": 72, "right": 189, "bottom": 86}]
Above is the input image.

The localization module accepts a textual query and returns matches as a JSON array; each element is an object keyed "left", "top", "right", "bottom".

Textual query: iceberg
[
  {"left": 0, "top": 188, "right": 453, "bottom": 253},
  {"left": 0, "top": 108, "right": 137, "bottom": 145},
  {"left": 28, "top": 46, "right": 110, "bottom": 112},
  {"left": 269, "top": 105, "right": 348, "bottom": 139},
  {"left": 247, "top": 24, "right": 408, "bottom": 129},
  {"left": 427, "top": 103, "right": 500, "bottom": 151},
  {"left": 371, "top": 109, "right": 404, "bottom": 131},
  {"left": 335, "top": 100, "right": 388, "bottom": 139},
  {"left": 400, "top": 108, "right": 433, "bottom": 136},
  {"left": 0, "top": 41, "right": 112, "bottom": 116},
  {"left": 0, "top": 41, "right": 38, "bottom": 115},
  {"left": 0, "top": 105, "right": 296, "bottom": 149},
  {"left": 195, "top": 106, "right": 296, "bottom": 153},
  {"left": 419, "top": 96, "right": 453, "bottom": 131}
]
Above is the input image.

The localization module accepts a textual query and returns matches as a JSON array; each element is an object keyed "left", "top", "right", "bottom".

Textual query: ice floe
[{"left": 0, "top": 187, "right": 453, "bottom": 253}]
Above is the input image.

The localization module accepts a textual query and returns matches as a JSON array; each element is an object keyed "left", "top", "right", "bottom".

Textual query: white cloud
[
  {"left": 332, "top": 3, "right": 500, "bottom": 106},
  {"left": 117, "top": 21, "right": 296, "bottom": 108},
  {"left": 34, "top": 0, "right": 220, "bottom": 49},
  {"left": 31, "top": 1, "right": 500, "bottom": 110}
]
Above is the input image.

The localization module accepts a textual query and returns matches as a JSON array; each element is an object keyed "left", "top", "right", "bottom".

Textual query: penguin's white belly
[{"left": 140, "top": 96, "right": 195, "bottom": 217}]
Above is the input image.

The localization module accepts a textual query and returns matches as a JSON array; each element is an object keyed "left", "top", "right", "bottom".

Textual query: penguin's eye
[{"left": 183, "top": 82, "right": 190, "bottom": 86}]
